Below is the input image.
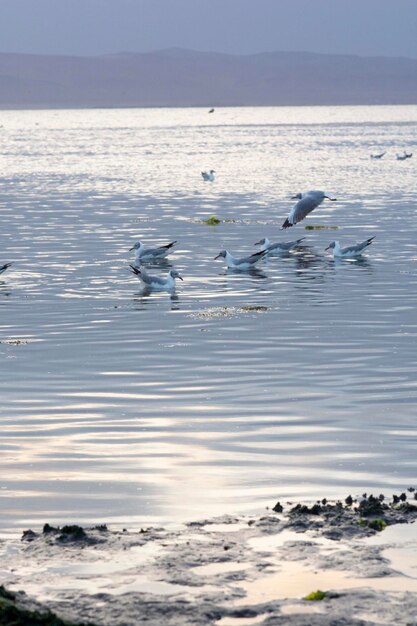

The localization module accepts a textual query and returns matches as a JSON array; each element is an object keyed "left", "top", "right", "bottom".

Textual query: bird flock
[
  {"left": 1, "top": 119, "right": 413, "bottom": 292},
  {"left": 124, "top": 184, "right": 378, "bottom": 292}
]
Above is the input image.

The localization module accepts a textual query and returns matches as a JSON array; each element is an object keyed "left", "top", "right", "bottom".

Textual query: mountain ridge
[{"left": 0, "top": 48, "right": 415, "bottom": 109}]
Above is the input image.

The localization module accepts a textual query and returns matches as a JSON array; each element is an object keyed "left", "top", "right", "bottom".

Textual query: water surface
[{"left": 0, "top": 106, "right": 416, "bottom": 530}]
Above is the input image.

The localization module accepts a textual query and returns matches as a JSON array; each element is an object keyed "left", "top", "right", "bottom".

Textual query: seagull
[
  {"left": 254, "top": 237, "right": 306, "bottom": 255},
  {"left": 325, "top": 237, "right": 375, "bottom": 259},
  {"left": 0, "top": 262, "right": 12, "bottom": 275},
  {"left": 282, "top": 190, "right": 337, "bottom": 229},
  {"left": 129, "top": 241, "right": 177, "bottom": 264},
  {"left": 214, "top": 250, "right": 267, "bottom": 270},
  {"left": 396, "top": 152, "right": 412, "bottom": 160},
  {"left": 208, "top": 108, "right": 215, "bottom": 113},
  {"left": 129, "top": 265, "right": 183, "bottom": 291},
  {"left": 370, "top": 152, "right": 386, "bottom": 159},
  {"left": 201, "top": 170, "right": 215, "bottom": 182}
]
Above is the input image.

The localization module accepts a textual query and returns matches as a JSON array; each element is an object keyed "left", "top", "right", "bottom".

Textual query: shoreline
[{"left": 1, "top": 491, "right": 417, "bottom": 626}]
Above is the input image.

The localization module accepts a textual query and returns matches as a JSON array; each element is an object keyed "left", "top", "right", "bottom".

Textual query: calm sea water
[{"left": 0, "top": 106, "right": 416, "bottom": 530}]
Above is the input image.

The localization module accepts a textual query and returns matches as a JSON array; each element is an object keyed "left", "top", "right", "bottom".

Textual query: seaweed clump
[
  {"left": 282, "top": 491, "right": 417, "bottom": 538},
  {"left": 203, "top": 215, "right": 221, "bottom": 225},
  {"left": 304, "top": 590, "right": 328, "bottom": 601},
  {"left": 0, "top": 585, "right": 97, "bottom": 626},
  {"left": 21, "top": 523, "right": 108, "bottom": 545}
]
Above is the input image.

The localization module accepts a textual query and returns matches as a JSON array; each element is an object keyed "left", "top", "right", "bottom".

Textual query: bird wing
[
  {"left": 238, "top": 251, "right": 266, "bottom": 264},
  {"left": 0, "top": 262, "right": 12, "bottom": 274},
  {"left": 158, "top": 241, "right": 177, "bottom": 251},
  {"left": 341, "top": 237, "right": 375, "bottom": 255},
  {"left": 291, "top": 195, "right": 321, "bottom": 224}
]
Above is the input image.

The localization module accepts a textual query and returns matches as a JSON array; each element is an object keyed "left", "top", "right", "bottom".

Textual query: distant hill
[{"left": 0, "top": 48, "right": 416, "bottom": 109}]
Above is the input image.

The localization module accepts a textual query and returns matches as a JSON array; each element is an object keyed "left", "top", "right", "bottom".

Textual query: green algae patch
[
  {"left": 304, "top": 225, "right": 339, "bottom": 230},
  {"left": 367, "top": 518, "right": 387, "bottom": 532},
  {"left": 0, "top": 585, "right": 97, "bottom": 626},
  {"left": 203, "top": 215, "right": 221, "bottom": 225},
  {"left": 304, "top": 590, "right": 328, "bottom": 601}
]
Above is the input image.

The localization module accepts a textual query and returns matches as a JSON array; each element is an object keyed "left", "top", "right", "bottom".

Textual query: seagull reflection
[
  {"left": 223, "top": 267, "right": 268, "bottom": 279},
  {"left": 132, "top": 290, "right": 181, "bottom": 310}
]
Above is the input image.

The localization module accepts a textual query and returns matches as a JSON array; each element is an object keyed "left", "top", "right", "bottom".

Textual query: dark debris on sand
[
  {"left": 0, "top": 585, "right": 98, "bottom": 626},
  {"left": 22, "top": 524, "right": 109, "bottom": 545},
  {"left": 271, "top": 490, "right": 417, "bottom": 539}
]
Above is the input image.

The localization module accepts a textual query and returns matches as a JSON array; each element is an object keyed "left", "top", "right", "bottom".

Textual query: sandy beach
[{"left": 1, "top": 491, "right": 417, "bottom": 625}]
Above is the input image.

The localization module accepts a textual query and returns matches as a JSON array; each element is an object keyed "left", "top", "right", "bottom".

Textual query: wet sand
[{"left": 1, "top": 492, "right": 417, "bottom": 625}]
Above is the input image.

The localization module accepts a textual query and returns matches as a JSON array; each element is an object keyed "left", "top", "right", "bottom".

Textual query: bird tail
[
  {"left": 367, "top": 237, "right": 376, "bottom": 245},
  {"left": 164, "top": 241, "right": 177, "bottom": 249},
  {"left": 281, "top": 218, "right": 293, "bottom": 229},
  {"left": 0, "top": 262, "right": 12, "bottom": 272},
  {"left": 129, "top": 264, "right": 142, "bottom": 276},
  {"left": 296, "top": 238, "right": 305, "bottom": 244}
]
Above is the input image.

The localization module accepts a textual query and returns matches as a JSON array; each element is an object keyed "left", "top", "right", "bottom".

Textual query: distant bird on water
[
  {"left": 214, "top": 250, "right": 267, "bottom": 270},
  {"left": 129, "top": 240, "right": 177, "bottom": 264},
  {"left": 282, "top": 190, "right": 337, "bottom": 229},
  {"left": 201, "top": 170, "right": 215, "bottom": 182},
  {"left": 325, "top": 237, "right": 375, "bottom": 259},
  {"left": 370, "top": 152, "right": 386, "bottom": 159},
  {"left": 129, "top": 265, "right": 183, "bottom": 291},
  {"left": 0, "top": 262, "right": 12, "bottom": 275},
  {"left": 254, "top": 237, "right": 305, "bottom": 255},
  {"left": 208, "top": 108, "right": 215, "bottom": 113},
  {"left": 396, "top": 151, "right": 413, "bottom": 160}
]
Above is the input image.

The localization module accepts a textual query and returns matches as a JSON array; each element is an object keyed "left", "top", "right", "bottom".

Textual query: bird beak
[
  {"left": 129, "top": 246, "right": 135, "bottom": 251},
  {"left": 214, "top": 254, "right": 221, "bottom": 260},
  {"left": 254, "top": 239, "right": 262, "bottom": 246},
  {"left": 325, "top": 245, "right": 331, "bottom": 251},
  {"left": 324, "top": 196, "right": 337, "bottom": 201},
  {"left": 178, "top": 275, "right": 184, "bottom": 281},
  {"left": 290, "top": 195, "right": 298, "bottom": 200}
]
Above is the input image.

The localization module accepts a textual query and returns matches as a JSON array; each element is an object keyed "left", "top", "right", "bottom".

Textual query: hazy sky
[{"left": 1, "top": 0, "right": 416, "bottom": 58}]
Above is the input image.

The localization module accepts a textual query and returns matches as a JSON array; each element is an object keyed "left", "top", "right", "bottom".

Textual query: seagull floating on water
[
  {"left": 325, "top": 237, "right": 375, "bottom": 259},
  {"left": 129, "top": 265, "right": 183, "bottom": 291},
  {"left": 254, "top": 237, "right": 306, "bottom": 255},
  {"left": 129, "top": 241, "right": 177, "bottom": 264},
  {"left": 214, "top": 250, "right": 267, "bottom": 270},
  {"left": 282, "top": 190, "right": 337, "bottom": 229},
  {"left": 370, "top": 152, "right": 386, "bottom": 159},
  {"left": 201, "top": 170, "right": 215, "bottom": 182},
  {"left": 208, "top": 108, "right": 215, "bottom": 113},
  {"left": 396, "top": 151, "right": 413, "bottom": 160},
  {"left": 0, "top": 262, "right": 12, "bottom": 275}
]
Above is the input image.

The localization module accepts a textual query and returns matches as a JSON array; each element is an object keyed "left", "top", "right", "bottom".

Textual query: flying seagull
[
  {"left": 129, "top": 265, "right": 183, "bottom": 291},
  {"left": 214, "top": 250, "right": 267, "bottom": 270},
  {"left": 201, "top": 170, "right": 215, "bottom": 182},
  {"left": 282, "top": 190, "right": 337, "bottom": 229},
  {"left": 129, "top": 241, "right": 177, "bottom": 264},
  {"left": 325, "top": 237, "right": 375, "bottom": 259}
]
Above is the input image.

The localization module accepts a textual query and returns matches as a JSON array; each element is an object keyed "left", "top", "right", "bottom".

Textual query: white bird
[
  {"left": 0, "top": 262, "right": 12, "bottom": 275},
  {"left": 396, "top": 152, "right": 412, "bottom": 161},
  {"left": 201, "top": 170, "right": 215, "bottom": 182},
  {"left": 129, "top": 240, "right": 177, "bottom": 264},
  {"left": 214, "top": 249, "right": 267, "bottom": 270},
  {"left": 325, "top": 237, "right": 375, "bottom": 259},
  {"left": 129, "top": 265, "right": 183, "bottom": 291},
  {"left": 370, "top": 152, "right": 386, "bottom": 159},
  {"left": 254, "top": 237, "right": 305, "bottom": 255},
  {"left": 282, "top": 190, "right": 337, "bottom": 229}
]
